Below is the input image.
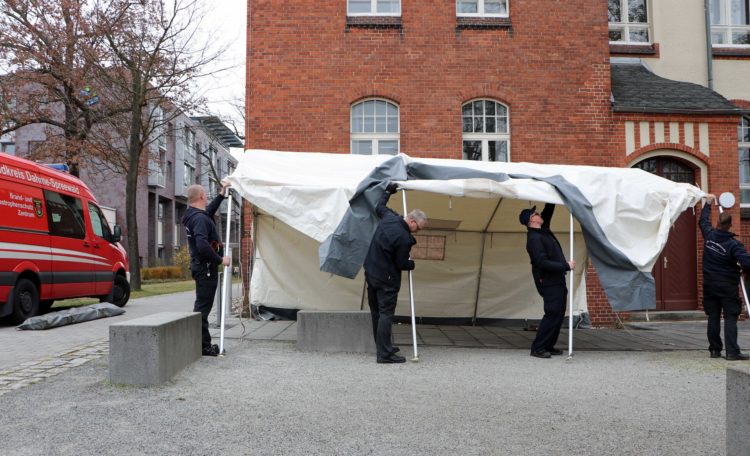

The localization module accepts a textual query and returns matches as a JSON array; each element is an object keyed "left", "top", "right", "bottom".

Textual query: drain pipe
[{"left": 704, "top": 0, "right": 714, "bottom": 89}]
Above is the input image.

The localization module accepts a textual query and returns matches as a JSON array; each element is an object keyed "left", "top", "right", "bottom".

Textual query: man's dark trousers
[
  {"left": 191, "top": 262, "right": 219, "bottom": 350},
  {"left": 366, "top": 274, "right": 399, "bottom": 358},
  {"left": 531, "top": 287, "right": 567, "bottom": 353},
  {"left": 704, "top": 280, "right": 741, "bottom": 355}
]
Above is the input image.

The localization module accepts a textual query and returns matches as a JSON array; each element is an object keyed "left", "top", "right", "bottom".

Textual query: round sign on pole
[{"left": 719, "top": 192, "right": 736, "bottom": 210}]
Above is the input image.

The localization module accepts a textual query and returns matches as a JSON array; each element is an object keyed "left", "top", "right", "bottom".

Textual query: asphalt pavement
[{"left": 0, "top": 290, "right": 746, "bottom": 455}]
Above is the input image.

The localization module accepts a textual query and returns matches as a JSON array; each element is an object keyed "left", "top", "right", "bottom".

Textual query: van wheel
[
  {"left": 39, "top": 300, "right": 54, "bottom": 313},
  {"left": 10, "top": 279, "right": 39, "bottom": 325},
  {"left": 111, "top": 275, "right": 130, "bottom": 307}
]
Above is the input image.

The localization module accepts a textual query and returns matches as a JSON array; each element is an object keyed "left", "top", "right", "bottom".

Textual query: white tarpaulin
[{"left": 227, "top": 150, "right": 704, "bottom": 317}]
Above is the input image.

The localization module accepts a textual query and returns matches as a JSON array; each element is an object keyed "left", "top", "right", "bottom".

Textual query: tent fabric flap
[{"left": 227, "top": 150, "right": 704, "bottom": 313}]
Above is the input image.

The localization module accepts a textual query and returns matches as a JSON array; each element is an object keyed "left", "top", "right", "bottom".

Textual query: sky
[{"left": 195, "top": 0, "right": 247, "bottom": 141}]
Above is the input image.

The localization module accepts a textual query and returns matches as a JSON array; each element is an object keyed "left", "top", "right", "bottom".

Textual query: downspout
[{"left": 704, "top": 0, "right": 714, "bottom": 89}]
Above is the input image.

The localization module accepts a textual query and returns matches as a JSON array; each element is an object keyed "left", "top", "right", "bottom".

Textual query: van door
[
  {"left": 87, "top": 202, "right": 116, "bottom": 296},
  {"left": 43, "top": 190, "right": 95, "bottom": 298}
]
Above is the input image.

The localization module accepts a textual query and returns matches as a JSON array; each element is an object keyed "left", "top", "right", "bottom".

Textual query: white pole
[
  {"left": 219, "top": 193, "right": 233, "bottom": 356},
  {"left": 568, "top": 211, "right": 574, "bottom": 360},
  {"left": 402, "top": 189, "right": 419, "bottom": 362}
]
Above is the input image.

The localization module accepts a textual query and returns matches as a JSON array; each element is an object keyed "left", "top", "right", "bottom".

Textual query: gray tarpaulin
[{"left": 17, "top": 303, "right": 125, "bottom": 330}]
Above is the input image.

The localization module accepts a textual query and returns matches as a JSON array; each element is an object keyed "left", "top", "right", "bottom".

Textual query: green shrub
[{"left": 174, "top": 245, "right": 191, "bottom": 279}]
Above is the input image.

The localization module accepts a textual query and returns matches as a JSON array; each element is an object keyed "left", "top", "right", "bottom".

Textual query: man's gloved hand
[{"left": 386, "top": 182, "right": 399, "bottom": 194}]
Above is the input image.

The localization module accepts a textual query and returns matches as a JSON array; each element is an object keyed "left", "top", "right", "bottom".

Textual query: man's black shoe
[
  {"left": 548, "top": 347, "right": 563, "bottom": 356},
  {"left": 530, "top": 350, "right": 551, "bottom": 359},
  {"left": 202, "top": 345, "right": 219, "bottom": 357},
  {"left": 725, "top": 352, "right": 750, "bottom": 361},
  {"left": 391, "top": 347, "right": 400, "bottom": 354},
  {"left": 377, "top": 354, "right": 406, "bottom": 364},
  {"left": 709, "top": 349, "right": 722, "bottom": 359}
]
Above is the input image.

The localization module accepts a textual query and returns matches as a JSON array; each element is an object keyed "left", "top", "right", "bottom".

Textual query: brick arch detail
[
  {"left": 627, "top": 143, "right": 710, "bottom": 167},
  {"left": 456, "top": 89, "right": 512, "bottom": 110},
  {"left": 348, "top": 90, "right": 404, "bottom": 106}
]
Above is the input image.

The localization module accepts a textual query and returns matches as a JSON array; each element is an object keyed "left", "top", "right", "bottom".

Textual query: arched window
[
  {"left": 461, "top": 99, "right": 509, "bottom": 162},
  {"left": 351, "top": 99, "right": 399, "bottom": 155},
  {"left": 740, "top": 115, "right": 750, "bottom": 206}
]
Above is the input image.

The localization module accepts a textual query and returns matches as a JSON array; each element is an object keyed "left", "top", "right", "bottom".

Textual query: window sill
[
  {"left": 345, "top": 16, "right": 402, "bottom": 31},
  {"left": 712, "top": 46, "right": 750, "bottom": 59},
  {"left": 609, "top": 43, "right": 659, "bottom": 57},
  {"left": 456, "top": 17, "right": 512, "bottom": 30}
]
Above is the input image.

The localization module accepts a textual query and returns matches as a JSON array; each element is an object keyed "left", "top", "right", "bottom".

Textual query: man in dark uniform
[
  {"left": 182, "top": 182, "right": 231, "bottom": 357},
  {"left": 699, "top": 193, "right": 750, "bottom": 361},
  {"left": 520, "top": 203, "right": 576, "bottom": 359},
  {"left": 364, "top": 183, "right": 427, "bottom": 364}
]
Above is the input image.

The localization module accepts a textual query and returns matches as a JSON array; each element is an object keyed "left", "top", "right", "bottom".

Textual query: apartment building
[
  {"left": 6, "top": 113, "right": 242, "bottom": 268},
  {"left": 245, "top": 0, "right": 748, "bottom": 325}
]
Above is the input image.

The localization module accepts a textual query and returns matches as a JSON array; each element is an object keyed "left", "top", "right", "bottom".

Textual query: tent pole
[
  {"left": 567, "top": 211, "right": 574, "bottom": 360},
  {"left": 220, "top": 193, "right": 233, "bottom": 356},
  {"left": 402, "top": 189, "right": 419, "bottom": 362},
  {"left": 472, "top": 198, "right": 503, "bottom": 325},
  {"left": 360, "top": 277, "right": 366, "bottom": 311}
]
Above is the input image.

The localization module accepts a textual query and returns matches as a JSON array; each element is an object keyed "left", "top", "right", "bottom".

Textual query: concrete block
[
  {"left": 297, "top": 310, "right": 375, "bottom": 354},
  {"left": 727, "top": 365, "right": 750, "bottom": 456},
  {"left": 109, "top": 312, "right": 201, "bottom": 386}
]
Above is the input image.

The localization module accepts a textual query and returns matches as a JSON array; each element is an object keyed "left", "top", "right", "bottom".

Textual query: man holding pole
[
  {"left": 699, "top": 193, "right": 750, "bottom": 361},
  {"left": 182, "top": 181, "right": 231, "bottom": 357},
  {"left": 364, "top": 183, "right": 427, "bottom": 364},
  {"left": 520, "top": 203, "right": 576, "bottom": 359}
]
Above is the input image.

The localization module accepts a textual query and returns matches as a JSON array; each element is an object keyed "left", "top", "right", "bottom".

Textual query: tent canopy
[{"left": 227, "top": 150, "right": 704, "bottom": 314}]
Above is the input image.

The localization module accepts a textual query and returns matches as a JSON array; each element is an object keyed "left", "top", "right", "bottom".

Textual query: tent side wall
[{"left": 251, "top": 214, "right": 588, "bottom": 320}]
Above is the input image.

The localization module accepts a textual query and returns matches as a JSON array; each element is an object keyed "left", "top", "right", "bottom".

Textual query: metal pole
[
  {"left": 402, "top": 189, "right": 419, "bottom": 362},
  {"left": 219, "top": 193, "right": 233, "bottom": 356},
  {"left": 568, "top": 211, "right": 574, "bottom": 360}
]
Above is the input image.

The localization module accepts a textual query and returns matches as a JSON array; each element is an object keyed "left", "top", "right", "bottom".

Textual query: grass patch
[
  {"left": 50, "top": 277, "right": 242, "bottom": 309},
  {"left": 51, "top": 279, "right": 197, "bottom": 309}
]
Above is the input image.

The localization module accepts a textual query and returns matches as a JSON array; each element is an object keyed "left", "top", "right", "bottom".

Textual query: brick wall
[{"left": 246, "top": 0, "right": 744, "bottom": 326}]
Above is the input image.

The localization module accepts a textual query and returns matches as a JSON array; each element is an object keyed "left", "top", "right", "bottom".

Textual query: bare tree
[
  {"left": 90, "top": 0, "right": 230, "bottom": 290},
  {"left": 0, "top": 0, "right": 130, "bottom": 174}
]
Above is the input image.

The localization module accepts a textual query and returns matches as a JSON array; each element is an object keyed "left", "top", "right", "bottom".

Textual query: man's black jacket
[
  {"left": 699, "top": 202, "right": 750, "bottom": 285},
  {"left": 182, "top": 193, "right": 226, "bottom": 266},
  {"left": 526, "top": 203, "right": 570, "bottom": 292},
  {"left": 363, "top": 190, "right": 416, "bottom": 288}
]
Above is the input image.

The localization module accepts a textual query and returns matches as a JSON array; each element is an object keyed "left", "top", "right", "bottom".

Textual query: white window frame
[
  {"left": 608, "top": 0, "right": 651, "bottom": 44},
  {"left": 461, "top": 99, "right": 510, "bottom": 162},
  {"left": 711, "top": 0, "right": 750, "bottom": 46},
  {"left": 740, "top": 115, "right": 750, "bottom": 207},
  {"left": 350, "top": 98, "right": 400, "bottom": 156},
  {"left": 347, "top": 0, "right": 401, "bottom": 16},
  {"left": 456, "top": 0, "right": 509, "bottom": 18}
]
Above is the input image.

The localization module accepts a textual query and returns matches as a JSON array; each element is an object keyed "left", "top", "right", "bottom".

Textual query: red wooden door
[{"left": 635, "top": 157, "right": 698, "bottom": 311}]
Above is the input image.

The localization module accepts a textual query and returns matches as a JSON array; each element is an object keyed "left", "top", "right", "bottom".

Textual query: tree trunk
[{"left": 125, "top": 73, "right": 144, "bottom": 290}]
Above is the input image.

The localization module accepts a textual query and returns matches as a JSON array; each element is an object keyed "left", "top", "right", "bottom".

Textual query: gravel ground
[{"left": 0, "top": 340, "right": 727, "bottom": 456}]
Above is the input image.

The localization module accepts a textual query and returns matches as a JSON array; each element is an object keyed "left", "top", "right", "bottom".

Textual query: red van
[{"left": 0, "top": 153, "right": 130, "bottom": 324}]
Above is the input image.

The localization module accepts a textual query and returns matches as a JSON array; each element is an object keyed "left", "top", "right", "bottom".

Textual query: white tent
[{"left": 226, "top": 150, "right": 704, "bottom": 321}]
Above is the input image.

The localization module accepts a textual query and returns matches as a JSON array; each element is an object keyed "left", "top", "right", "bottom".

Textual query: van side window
[
  {"left": 88, "top": 202, "right": 112, "bottom": 240},
  {"left": 44, "top": 190, "right": 86, "bottom": 239}
]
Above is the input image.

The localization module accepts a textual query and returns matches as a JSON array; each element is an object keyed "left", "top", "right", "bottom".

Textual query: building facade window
[
  {"left": 456, "top": 0, "right": 508, "bottom": 17},
  {"left": 461, "top": 99, "right": 510, "bottom": 162},
  {"left": 0, "top": 142, "right": 14, "bottom": 154},
  {"left": 608, "top": 0, "right": 650, "bottom": 43},
  {"left": 348, "top": 0, "right": 400, "bottom": 15},
  {"left": 739, "top": 116, "right": 750, "bottom": 206},
  {"left": 711, "top": 0, "right": 750, "bottom": 45},
  {"left": 350, "top": 99, "right": 399, "bottom": 155}
]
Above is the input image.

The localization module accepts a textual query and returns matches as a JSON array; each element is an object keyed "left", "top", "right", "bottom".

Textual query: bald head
[{"left": 187, "top": 185, "right": 206, "bottom": 205}]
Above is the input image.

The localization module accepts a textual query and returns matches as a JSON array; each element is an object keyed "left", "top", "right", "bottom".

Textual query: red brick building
[{"left": 244, "top": 0, "right": 746, "bottom": 326}]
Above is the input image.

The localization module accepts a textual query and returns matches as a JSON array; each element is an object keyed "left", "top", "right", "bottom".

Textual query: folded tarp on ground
[
  {"left": 17, "top": 303, "right": 125, "bottom": 330},
  {"left": 227, "top": 150, "right": 704, "bottom": 313}
]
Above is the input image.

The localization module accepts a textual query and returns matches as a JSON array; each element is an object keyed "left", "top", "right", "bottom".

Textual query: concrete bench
[
  {"left": 109, "top": 312, "right": 201, "bottom": 386},
  {"left": 727, "top": 366, "right": 750, "bottom": 456},
  {"left": 297, "top": 310, "right": 375, "bottom": 354}
]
